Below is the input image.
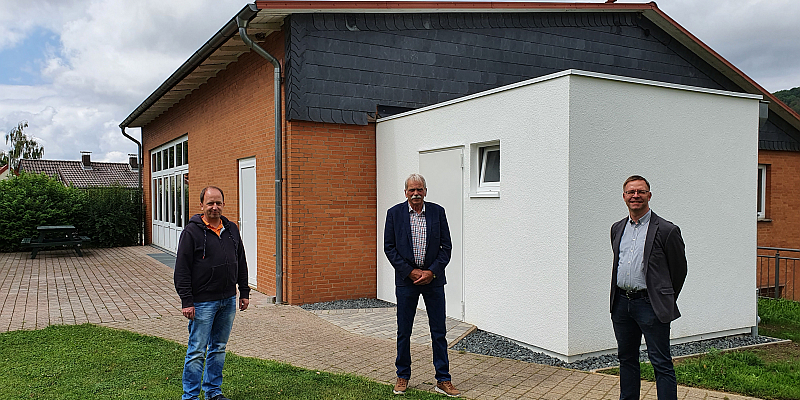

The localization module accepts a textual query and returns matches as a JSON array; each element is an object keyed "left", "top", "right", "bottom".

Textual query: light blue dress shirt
[{"left": 617, "top": 210, "right": 651, "bottom": 291}]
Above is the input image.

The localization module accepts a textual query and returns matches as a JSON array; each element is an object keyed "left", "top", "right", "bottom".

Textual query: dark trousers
[
  {"left": 611, "top": 293, "right": 677, "bottom": 400},
  {"left": 395, "top": 284, "right": 451, "bottom": 382}
]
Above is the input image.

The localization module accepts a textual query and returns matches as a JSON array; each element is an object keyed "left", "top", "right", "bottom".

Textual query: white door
[
  {"left": 239, "top": 158, "right": 258, "bottom": 287},
  {"left": 420, "top": 147, "right": 464, "bottom": 320}
]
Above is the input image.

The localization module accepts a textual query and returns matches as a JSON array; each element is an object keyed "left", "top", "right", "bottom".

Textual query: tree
[
  {"left": 773, "top": 87, "right": 800, "bottom": 115},
  {"left": 1, "top": 121, "right": 44, "bottom": 170}
]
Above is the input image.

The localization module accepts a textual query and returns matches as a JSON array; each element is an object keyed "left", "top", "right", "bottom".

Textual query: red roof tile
[{"left": 17, "top": 159, "right": 139, "bottom": 189}]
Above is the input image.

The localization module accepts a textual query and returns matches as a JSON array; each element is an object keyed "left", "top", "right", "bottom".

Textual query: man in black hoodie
[{"left": 174, "top": 186, "right": 250, "bottom": 400}]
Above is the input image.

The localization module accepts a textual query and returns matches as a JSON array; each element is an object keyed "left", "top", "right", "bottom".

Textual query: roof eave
[
  {"left": 120, "top": 4, "right": 260, "bottom": 128},
  {"left": 120, "top": 2, "right": 656, "bottom": 129},
  {"left": 253, "top": 1, "right": 656, "bottom": 12},
  {"left": 122, "top": 1, "right": 800, "bottom": 133}
]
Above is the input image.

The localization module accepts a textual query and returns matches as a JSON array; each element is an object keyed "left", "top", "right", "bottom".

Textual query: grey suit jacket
[{"left": 610, "top": 211, "right": 687, "bottom": 323}]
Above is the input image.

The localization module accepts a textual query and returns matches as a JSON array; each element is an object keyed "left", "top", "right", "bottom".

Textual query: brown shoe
[
  {"left": 435, "top": 380, "right": 461, "bottom": 397},
  {"left": 393, "top": 377, "right": 408, "bottom": 395}
]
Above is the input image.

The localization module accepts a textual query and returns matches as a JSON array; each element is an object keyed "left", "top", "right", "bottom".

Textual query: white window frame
[
  {"left": 479, "top": 145, "right": 500, "bottom": 188},
  {"left": 469, "top": 140, "right": 500, "bottom": 197},
  {"left": 758, "top": 164, "right": 767, "bottom": 219}
]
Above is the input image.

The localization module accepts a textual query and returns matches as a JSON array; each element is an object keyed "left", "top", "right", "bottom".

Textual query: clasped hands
[{"left": 408, "top": 268, "right": 434, "bottom": 285}]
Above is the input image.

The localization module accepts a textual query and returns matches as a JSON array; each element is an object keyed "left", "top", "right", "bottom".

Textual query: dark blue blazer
[{"left": 384, "top": 201, "right": 452, "bottom": 287}]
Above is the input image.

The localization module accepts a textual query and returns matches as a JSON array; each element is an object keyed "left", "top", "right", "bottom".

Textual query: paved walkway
[{"left": 0, "top": 246, "right": 760, "bottom": 400}]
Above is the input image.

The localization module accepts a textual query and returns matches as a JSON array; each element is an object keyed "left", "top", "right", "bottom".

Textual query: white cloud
[
  {"left": 0, "top": 0, "right": 244, "bottom": 161},
  {"left": 654, "top": 0, "right": 800, "bottom": 92}
]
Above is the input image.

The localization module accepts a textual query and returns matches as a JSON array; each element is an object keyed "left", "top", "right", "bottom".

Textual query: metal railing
[{"left": 757, "top": 246, "right": 800, "bottom": 301}]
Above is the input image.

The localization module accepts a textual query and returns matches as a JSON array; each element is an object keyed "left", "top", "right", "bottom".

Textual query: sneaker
[
  {"left": 435, "top": 380, "right": 461, "bottom": 397},
  {"left": 209, "top": 395, "right": 231, "bottom": 400},
  {"left": 393, "top": 377, "right": 409, "bottom": 395}
]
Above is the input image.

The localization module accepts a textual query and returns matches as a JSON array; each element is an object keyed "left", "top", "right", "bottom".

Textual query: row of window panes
[
  {"left": 153, "top": 172, "right": 190, "bottom": 227},
  {"left": 152, "top": 140, "right": 188, "bottom": 172}
]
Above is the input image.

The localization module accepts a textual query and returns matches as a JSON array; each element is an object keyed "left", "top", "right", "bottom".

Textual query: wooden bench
[{"left": 21, "top": 226, "right": 91, "bottom": 259}]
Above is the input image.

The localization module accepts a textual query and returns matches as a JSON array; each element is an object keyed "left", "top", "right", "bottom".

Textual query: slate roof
[
  {"left": 284, "top": 11, "right": 739, "bottom": 125},
  {"left": 120, "top": 1, "right": 800, "bottom": 150},
  {"left": 17, "top": 159, "right": 139, "bottom": 189}
]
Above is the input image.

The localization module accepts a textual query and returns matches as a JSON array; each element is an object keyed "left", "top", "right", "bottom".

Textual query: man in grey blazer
[{"left": 610, "top": 175, "right": 687, "bottom": 400}]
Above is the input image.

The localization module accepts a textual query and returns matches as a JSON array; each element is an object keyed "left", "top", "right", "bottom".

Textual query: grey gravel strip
[
  {"left": 301, "top": 299, "right": 780, "bottom": 372},
  {"left": 300, "top": 297, "right": 395, "bottom": 310},
  {"left": 451, "top": 329, "right": 782, "bottom": 371}
]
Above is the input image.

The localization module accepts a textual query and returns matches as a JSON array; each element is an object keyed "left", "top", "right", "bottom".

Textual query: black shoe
[{"left": 209, "top": 395, "right": 231, "bottom": 400}]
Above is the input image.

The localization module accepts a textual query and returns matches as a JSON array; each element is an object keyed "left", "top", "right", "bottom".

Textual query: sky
[{"left": 1, "top": 0, "right": 798, "bottom": 163}]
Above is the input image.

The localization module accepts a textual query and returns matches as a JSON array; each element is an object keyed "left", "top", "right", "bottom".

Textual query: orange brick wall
[
  {"left": 141, "top": 32, "right": 284, "bottom": 296},
  {"left": 757, "top": 150, "right": 800, "bottom": 249},
  {"left": 757, "top": 150, "right": 800, "bottom": 301},
  {"left": 140, "top": 31, "right": 379, "bottom": 305},
  {"left": 283, "top": 121, "right": 378, "bottom": 304}
]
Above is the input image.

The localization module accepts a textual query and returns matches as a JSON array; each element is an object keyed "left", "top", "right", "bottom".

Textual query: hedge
[{"left": 0, "top": 172, "right": 142, "bottom": 252}]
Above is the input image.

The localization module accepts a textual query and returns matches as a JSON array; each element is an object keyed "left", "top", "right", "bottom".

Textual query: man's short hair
[
  {"left": 405, "top": 174, "right": 427, "bottom": 190},
  {"left": 200, "top": 186, "right": 225, "bottom": 203},
  {"left": 623, "top": 175, "right": 650, "bottom": 191}
]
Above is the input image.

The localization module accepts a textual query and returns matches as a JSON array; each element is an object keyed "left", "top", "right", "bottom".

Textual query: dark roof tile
[{"left": 18, "top": 159, "right": 139, "bottom": 189}]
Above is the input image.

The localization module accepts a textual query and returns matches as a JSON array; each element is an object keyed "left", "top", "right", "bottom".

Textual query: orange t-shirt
[{"left": 201, "top": 216, "right": 223, "bottom": 237}]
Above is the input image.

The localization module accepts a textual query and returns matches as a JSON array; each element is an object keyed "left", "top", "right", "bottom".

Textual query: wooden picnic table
[{"left": 21, "top": 225, "right": 91, "bottom": 259}]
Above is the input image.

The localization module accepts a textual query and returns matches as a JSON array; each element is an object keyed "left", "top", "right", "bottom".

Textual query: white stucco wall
[
  {"left": 565, "top": 74, "right": 760, "bottom": 356},
  {"left": 376, "top": 70, "right": 761, "bottom": 359}
]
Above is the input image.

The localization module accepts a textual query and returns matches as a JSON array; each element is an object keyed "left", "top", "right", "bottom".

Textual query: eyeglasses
[{"left": 624, "top": 190, "right": 650, "bottom": 196}]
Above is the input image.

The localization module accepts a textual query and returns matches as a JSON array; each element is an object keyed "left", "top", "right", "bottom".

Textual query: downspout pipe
[
  {"left": 237, "top": 5, "right": 284, "bottom": 304},
  {"left": 120, "top": 127, "right": 144, "bottom": 246}
]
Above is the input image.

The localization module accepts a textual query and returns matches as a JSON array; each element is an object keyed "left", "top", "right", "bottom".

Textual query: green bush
[
  {"left": 0, "top": 172, "right": 142, "bottom": 251},
  {"left": 0, "top": 172, "right": 80, "bottom": 251},
  {"left": 73, "top": 186, "right": 142, "bottom": 248}
]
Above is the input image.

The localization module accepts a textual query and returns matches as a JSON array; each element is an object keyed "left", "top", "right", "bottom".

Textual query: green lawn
[
  {"left": 0, "top": 324, "right": 446, "bottom": 400},
  {"left": 601, "top": 298, "right": 800, "bottom": 400},
  {"left": 758, "top": 297, "right": 800, "bottom": 342}
]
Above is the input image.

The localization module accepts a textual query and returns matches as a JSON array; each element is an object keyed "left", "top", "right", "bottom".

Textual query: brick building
[{"left": 121, "top": 1, "right": 800, "bottom": 308}]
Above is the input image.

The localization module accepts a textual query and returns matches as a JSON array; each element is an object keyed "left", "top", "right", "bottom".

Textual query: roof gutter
[
  {"left": 120, "top": 127, "right": 144, "bottom": 246},
  {"left": 237, "top": 3, "right": 284, "bottom": 305}
]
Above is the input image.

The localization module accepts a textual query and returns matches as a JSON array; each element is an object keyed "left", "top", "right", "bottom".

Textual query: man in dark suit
[
  {"left": 384, "top": 173, "right": 460, "bottom": 397},
  {"left": 610, "top": 175, "right": 687, "bottom": 400}
]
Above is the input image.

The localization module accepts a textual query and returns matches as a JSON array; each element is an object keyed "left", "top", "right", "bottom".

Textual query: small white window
[
  {"left": 758, "top": 164, "right": 767, "bottom": 219},
  {"left": 479, "top": 145, "right": 500, "bottom": 187},
  {"left": 470, "top": 141, "right": 500, "bottom": 197}
]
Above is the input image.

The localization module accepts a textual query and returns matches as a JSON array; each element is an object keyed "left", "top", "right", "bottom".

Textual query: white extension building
[{"left": 376, "top": 69, "right": 762, "bottom": 361}]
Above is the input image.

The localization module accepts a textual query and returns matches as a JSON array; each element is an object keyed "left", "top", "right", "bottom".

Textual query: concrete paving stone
[{"left": 0, "top": 246, "right": 767, "bottom": 400}]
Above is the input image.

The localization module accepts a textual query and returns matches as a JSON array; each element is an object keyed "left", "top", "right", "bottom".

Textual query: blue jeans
[
  {"left": 182, "top": 296, "right": 237, "bottom": 400},
  {"left": 396, "top": 284, "right": 451, "bottom": 382},
  {"left": 611, "top": 293, "right": 676, "bottom": 400}
]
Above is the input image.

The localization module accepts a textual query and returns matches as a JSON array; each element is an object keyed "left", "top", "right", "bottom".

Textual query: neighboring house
[
  {"left": 120, "top": 2, "right": 800, "bottom": 360},
  {"left": 17, "top": 152, "right": 139, "bottom": 189},
  {"left": 0, "top": 164, "right": 10, "bottom": 180}
]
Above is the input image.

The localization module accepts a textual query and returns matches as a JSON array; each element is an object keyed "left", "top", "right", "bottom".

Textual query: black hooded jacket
[{"left": 174, "top": 214, "right": 250, "bottom": 309}]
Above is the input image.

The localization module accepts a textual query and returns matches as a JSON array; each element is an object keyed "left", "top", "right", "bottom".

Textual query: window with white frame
[
  {"left": 470, "top": 141, "right": 500, "bottom": 197},
  {"left": 758, "top": 164, "right": 767, "bottom": 219},
  {"left": 479, "top": 145, "right": 500, "bottom": 188}
]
